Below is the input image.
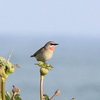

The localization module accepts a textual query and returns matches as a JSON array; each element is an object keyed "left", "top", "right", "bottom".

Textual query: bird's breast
[{"left": 42, "top": 50, "right": 53, "bottom": 61}]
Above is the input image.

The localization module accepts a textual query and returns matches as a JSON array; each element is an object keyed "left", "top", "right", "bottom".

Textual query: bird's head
[{"left": 44, "top": 41, "right": 58, "bottom": 50}]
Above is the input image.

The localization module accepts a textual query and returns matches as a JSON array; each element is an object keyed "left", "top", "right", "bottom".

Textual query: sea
[{"left": 0, "top": 34, "right": 100, "bottom": 100}]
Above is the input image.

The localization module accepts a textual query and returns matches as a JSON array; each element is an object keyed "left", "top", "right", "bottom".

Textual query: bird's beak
[{"left": 54, "top": 43, "right": 59, "bottom": 45}]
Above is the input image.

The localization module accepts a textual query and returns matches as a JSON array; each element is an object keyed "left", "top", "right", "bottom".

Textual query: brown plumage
[{"left": 31, "top": 41, "right": 58, "bottom": 62}]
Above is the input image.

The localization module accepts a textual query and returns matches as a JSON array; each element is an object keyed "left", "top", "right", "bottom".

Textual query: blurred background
[{"left": 0, "top": 0, "right": 100, "bottom": 100}]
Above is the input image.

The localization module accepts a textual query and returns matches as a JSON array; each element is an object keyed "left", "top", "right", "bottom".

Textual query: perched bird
[{"left": 30, "top": 41, "right": 58, "bottom": 62}]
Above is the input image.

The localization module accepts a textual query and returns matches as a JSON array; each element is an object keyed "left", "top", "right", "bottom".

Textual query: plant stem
[
  {"left": 11, "top": 93, "right": 15, "bottom": 100},
  {"left": 49, "top": 94, "right": 55, "bottom": 100},
  {"left": 0, "top": 76, "right": 2, "bottom": 100},
  {"left": 1, "top": 79, "right": 6, "bottom": 100},
  {"left": 8, "top": 50, "right": 13, "bottom": 61},
  {"left": 40, "top": 75, "right": 44, "bottom": 100}
]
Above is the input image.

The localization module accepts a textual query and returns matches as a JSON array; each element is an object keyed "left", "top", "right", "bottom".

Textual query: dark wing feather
[{"left": 30, "top": 46, "right": 45, "bottom": 57}]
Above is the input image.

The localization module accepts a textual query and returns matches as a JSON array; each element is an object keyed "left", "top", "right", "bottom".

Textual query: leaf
[
  {"left": 35, "top": 61, "right": 53, "bottom": 68},
  {"left": 43, "top": 94, "right": 49, "bottom": 100},
  {"left": 5, "top": 91, "right": 22, "bottom": 100},
  {"left": 5, "top": 91, "right": 12, "bottom": 100},
  {"left": 14, "top": 94, "right": 22, "bottom": 100}
]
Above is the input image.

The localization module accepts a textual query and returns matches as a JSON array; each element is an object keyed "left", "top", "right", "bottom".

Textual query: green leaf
[
  {"left": 43, "top": 94, "right": 49, "bottom": 100},
  {"left": 5, "top": 91, "right": 12, "bottom": 100},
  {"left": 5, "top": 91, "right": 22, "bottom": 100},
  {"left": 35, "top": 61, "right": 53, "bottom": 68},
  {"left": 14, "top": 94, "right": 22, "bottom": 100}
]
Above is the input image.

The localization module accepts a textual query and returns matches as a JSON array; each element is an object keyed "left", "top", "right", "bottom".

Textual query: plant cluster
[{"left": 0, "top": 57, "right": 74, "bottom": 100}]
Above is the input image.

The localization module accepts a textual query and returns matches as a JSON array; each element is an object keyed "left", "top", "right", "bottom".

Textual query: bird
[{"left": 30, "top": 41, "right": 58, "bottom": 62}]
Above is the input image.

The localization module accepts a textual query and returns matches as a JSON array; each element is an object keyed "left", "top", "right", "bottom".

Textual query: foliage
[
  {"left": 0, "top": 57, "right": 61, "bottom": 100},
  {"left": 35, "top": 61, "right": 53, "bottom": 68},
  {"left": 5, "top": 91, "right": 22, "bottom": 100},
  {"left": 0, "top": 57, "right": 17, "bottom": 80},
  {"left": 43, "top": 94, "right": 49, "bottom": 100}
]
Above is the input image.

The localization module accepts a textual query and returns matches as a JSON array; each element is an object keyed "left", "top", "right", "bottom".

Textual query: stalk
[
  {"left": 40, "top": 75, "right": 44, "bottom": 100},
  {"left": 36, "top": 62, "right": 52, "bottom": 100},
  {"left": 49, "top": 94, "right": 55, "bottom": 100},
  {"left": 1, "top": 79, "right": 6, "bottom": 100},
  {"left": 0, "top": 76, "right": 2, "bottom": 100},
  {"left": 49, "top": 90, "right": 61, "bottom": 100},
  {"left": 11, "top": 93, "right": 15, "bottom": 100}
]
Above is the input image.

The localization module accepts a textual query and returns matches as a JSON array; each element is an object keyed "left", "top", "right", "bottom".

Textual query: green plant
[
  {"left": 35, "top": 61, "right": 60, "bottom": 100},
  {"left": 0, "top": 57, "right": 19, "bottom": 100},
  {"left": 5, "top": 91, "right": 21, "bottom": 100}
]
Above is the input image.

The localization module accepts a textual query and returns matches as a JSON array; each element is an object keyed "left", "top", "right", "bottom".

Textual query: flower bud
[
  {"left": 12, "top": 85, "right": 20, "bottom": 94},
  {"left": 40, "top": 68, "right": 49, "bottom": 76},
  {"left": 54, "top": 90, "right": 61, "bottom": 96}
]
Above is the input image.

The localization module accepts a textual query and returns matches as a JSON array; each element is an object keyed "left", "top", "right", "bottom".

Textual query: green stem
[
  {"left": 1, "top": 79, "right": 6, "bottom": 100},
  {"left": 40, "top": 75, "right": 44, "bottom": 100},
  {"left": 0, "top": 76, "right": 2, "bottom": 100}
]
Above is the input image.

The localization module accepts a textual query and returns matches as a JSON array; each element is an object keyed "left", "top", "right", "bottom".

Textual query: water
[{"left": 0, "top": 34, "right": 100, "bottom": 100}]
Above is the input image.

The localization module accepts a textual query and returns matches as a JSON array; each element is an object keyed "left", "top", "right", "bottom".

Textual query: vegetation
[{"left": 0, "top": 56, "right": 74, "bottom": 100}]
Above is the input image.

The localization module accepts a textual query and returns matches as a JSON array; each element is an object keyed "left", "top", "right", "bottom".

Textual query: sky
[
  {"left": 0, "top": 0, "right": 100, "bottom": 37},
  {"left": 0, "top": 1, "right": 100, "bottom": 100}
]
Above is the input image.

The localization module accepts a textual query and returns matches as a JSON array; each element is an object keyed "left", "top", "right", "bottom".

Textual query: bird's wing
[{"left": 30, "top": 47, "right": 45, "bottom": 57}]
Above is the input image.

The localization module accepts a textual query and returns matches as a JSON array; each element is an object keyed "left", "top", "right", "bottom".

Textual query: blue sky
[
  {"left": 0, "top": 0, "right": 100, "bottom": 37},
  {"left": 1, "top": 2, "right": 100, "bottom": 100}
]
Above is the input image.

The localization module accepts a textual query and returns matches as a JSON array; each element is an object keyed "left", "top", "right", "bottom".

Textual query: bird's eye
[{"left": 50, "top": 43, "right": 54, "bottom": 45}]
